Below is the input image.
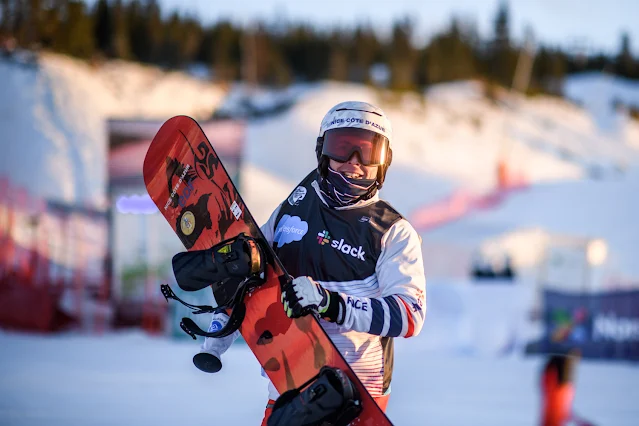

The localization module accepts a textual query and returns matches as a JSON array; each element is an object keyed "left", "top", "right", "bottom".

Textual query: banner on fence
[{"left": 542, "top": 289, "right": 639, "bottom": 361}]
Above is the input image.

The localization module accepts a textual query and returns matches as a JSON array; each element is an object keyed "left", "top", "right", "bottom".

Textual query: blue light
[{"left": 115, "top": 194, "right": 158, "bottom": 214}]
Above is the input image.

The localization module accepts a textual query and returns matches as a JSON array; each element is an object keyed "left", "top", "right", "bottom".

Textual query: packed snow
[
  {"left": 1, "top": 329, "right": 638, "bottom": 426},
  {"left": 564, "top": 72, "right": 639, "bottom": 140},
  {"left": 421, "top": 170, "right": 639, "bottom": 281}
]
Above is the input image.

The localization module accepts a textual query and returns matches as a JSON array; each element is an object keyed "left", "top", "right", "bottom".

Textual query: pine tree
[
  {"left": 328, "top": 29, "right": 349, "bottom": 81},
  {"left": 111, "top": 0, "right": 130, "bottom": 59},
  {"left": 423, "top": 17, "right": 477, "bottom": 84},
  {"left": 24, "top": 0, "right": 43, "bottom": 47},
  {"left": 35, "top": 1, "right": 60, "bottom": 49},
  {"left": 250, "top": 23, "right": 291, "bottom": 86},
  {"left": 162, "top": 10, "right": 182, "bottom": 67},
  {"left": 11, "top": 0, "right": 27, "bottom": 45},
  {"left": 180, "top": 16, "right": 203, "bottom": 67},
  {"left": 488, "top": 1, "right": 517, "bottom": 86},
  {"left": 210, "top": 20, "right": 241, "bottom": 82},
  {"left": 56, "top": 0, "right": 94, "bottom": 58},
  {"left": 280, "top": 24, "right": 330, "bottom": 81},
  {"left": 350, "top": 24, "right": 382, "bottom": 83},
  {"left": 388, "top": 17, "right": 417, "bottom": 91},
  {"left": 93, "top": 0, "right": 111, "bottom": 55},
  {"left": 532, "top": 47, "right": 566, "bottom": 95},
  {"left": 144, "top": 0, "right": 163, "bottom": 64},
  {"left": 126, "top": 0, "right": 145, "bottom": 61},
  {"left": 0, "top": 0, "right": 10, "bottom": 37},
  {"left": 616, "top": 32, "right": 636, "bottom": 79}
]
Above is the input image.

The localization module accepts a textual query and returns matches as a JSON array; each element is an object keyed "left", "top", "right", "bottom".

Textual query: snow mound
[{"left": 0, "top": 52, "right": 225, "bottom": 208}]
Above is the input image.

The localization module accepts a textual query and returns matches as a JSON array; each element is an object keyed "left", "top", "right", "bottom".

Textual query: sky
[{"left": 153, "top": 0, "right": 639, "bottom": 55}]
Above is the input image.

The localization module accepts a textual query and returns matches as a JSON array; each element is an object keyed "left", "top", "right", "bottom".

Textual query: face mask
[{"left": 319, "top": 166, "right": 377, "bottom": 207}]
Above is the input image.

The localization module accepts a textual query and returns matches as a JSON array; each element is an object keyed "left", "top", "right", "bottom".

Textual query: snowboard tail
[{"left": 143, "top": 116, "right": 392, "bottom": 425}]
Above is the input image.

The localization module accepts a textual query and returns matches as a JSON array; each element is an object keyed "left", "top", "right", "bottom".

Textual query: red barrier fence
[
  {"left": 410, "top": 162, "right": 529, "bottom": 232},
  {"left": 0, "top": 175, "right": 110, "bottom": 333}
]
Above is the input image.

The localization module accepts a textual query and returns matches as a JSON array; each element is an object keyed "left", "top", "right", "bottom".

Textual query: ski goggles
[{"left": 321, "top": 127, "right": 390, "bottom": 166}]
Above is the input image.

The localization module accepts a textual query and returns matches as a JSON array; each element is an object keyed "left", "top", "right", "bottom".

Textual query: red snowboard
[{"left": 143, "top": 116, "right": 392, "bottom": 425}]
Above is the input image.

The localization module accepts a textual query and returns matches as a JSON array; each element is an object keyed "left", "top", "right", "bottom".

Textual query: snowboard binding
[
  {"left": 160, "top": 233, "right": 266, "bottom": 339},
  {"left": 267, "top": 366, "right": 363, "bottom": 426}
]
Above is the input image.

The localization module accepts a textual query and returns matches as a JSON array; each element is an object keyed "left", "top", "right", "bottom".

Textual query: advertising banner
[{"left": 542, "top": 289, "right": 639, "bottom": 361}]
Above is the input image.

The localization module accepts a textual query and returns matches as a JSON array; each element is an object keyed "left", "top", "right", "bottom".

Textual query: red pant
[
  {"left": 541, "top": 366, "right": 575, "bottom": 426},
  {"left": 261, "top": 394, "right": 390, "bottom": 425}
]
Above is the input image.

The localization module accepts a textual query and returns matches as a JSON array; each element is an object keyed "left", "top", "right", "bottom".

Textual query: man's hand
[{"left": 281, "top": 276, "right": 330, "bottom": 318}]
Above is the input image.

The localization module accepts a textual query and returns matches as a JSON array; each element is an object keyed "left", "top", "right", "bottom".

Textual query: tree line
[{"left": 1, "top": 0, "right": 638, "bottom": 94}]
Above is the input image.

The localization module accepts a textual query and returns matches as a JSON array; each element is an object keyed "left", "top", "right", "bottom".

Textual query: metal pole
[{"left": 498, "top": 27, "right": 537, "bottom": 187}]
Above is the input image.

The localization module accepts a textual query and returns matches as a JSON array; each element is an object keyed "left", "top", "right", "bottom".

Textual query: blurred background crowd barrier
[
  {"left": 0, "top": 175, "right": 110, "bottom": 333},
  {"left": 0, "top": 118, "right": 245, "bottom": 337}
]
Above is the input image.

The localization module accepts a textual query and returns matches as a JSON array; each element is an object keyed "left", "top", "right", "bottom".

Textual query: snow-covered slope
[
  {"left": 4, "top": 51, "right": 638, "bottom": 212},
  {"left": 41, "top": 54, "right": 224, "bottom": 120},
  {"left": 236, "top": 79, "right": 639, "bottom": 285},
  {"left": 239, "top": 80, "right": 639, "bottom": 216},
  {"left": 564, "top": 72, "right": 639, "bottom": 139},
  {"left": 421, "top": 169, "right": 639, "bottom": 281},
  {"left": 1, "top": 330, "right": 637, "bottom": 426},
  {"left": 0, "top": 52, "right": 225, "bottom": 208}
]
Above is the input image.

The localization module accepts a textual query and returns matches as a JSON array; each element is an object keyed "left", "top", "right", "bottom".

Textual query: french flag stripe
[
  {"left": 384, "top": 296, "right": 403, "bottom": 337},
  {"left": 369, "top": 298, "right": 384, "bottom": 335},
  {"left": 398, "top": 296, "right": 415, "bottom": 337}
]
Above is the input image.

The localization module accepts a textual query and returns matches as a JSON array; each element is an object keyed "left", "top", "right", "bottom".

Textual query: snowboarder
[{"left": 195, "top": 101, "right": 427, "bottom": 425}]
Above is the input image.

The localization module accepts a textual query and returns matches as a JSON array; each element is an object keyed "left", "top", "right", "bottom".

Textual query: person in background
[{"left": 540, "top": 349, "right": 594, "bottom": 426}]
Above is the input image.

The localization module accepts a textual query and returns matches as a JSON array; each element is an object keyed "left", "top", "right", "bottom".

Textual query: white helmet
[
  {"left": 315, "top": 101, "right": 393, "bottom": 187},
  {"left": 318, "top": 101, "right": 393, "bottom": 147}
]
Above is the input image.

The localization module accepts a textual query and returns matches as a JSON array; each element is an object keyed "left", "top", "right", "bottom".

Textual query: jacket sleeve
[
  {"left": 331, "top": 218, "right": 426, "bottom": 338},
  {"left": 259, "top": 203, "right": 282, "bottom": 246}
]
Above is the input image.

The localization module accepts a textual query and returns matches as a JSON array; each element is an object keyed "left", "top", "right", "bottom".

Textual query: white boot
[{"left": 193, "top": 311, "right": 240, "bottom": 373}]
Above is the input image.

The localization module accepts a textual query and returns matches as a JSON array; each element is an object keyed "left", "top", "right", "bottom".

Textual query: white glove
[{"left": 281, "top": 276, "right": 330, "bottom": 318}]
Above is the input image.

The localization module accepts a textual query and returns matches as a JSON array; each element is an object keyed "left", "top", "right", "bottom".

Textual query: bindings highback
[
  {"left": 160, "top": 233, "right": 266, "bottom": 339},
  {"left": 267, "top": 366, "right": 363, "bottom": 426}
]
